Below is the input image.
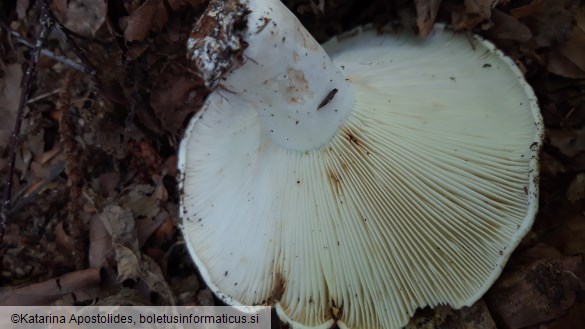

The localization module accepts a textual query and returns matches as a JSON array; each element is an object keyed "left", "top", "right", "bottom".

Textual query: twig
[
  {"left": 59, "top": 71, "right": 86, "bottom": 269},
  {"left": 1, "top": 1, "right": 54, "bottom": 242},
  {"left": 7, "top": 162, "right": 65, "bottom": 217},
  {"left": 0, "top": 21, "right": 93, "bottom": 74},
  {"left": 49, "top": 11, "right": 97, "bottom": 76},
  {"left": 27, "top": 88, "right": 62, "bottom": 104}
]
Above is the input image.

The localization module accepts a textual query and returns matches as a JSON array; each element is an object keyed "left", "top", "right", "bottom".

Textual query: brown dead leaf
[
  {"left": 415, "top": 0, "right": 442, "bottom": 37},
  {"left": 99, "top": 204, "right": 140, "bottom": 253},
  {"left": 136, "top": 209, "right": 171, "bottom": 247},
  {"left": 561, "top": 212, "right": 585, "bottom": 255},
  {"left": 98, "top": 205, "right": 142, "bottom": 282},
  {"left": 97, "top": 203, "right": 175, "bottom": 303},
  {"left": 451, "top": 0, "right": 496, "bottom": 31},
  {"left": 406, "top": 299, "right": 496, "bottom": 329},
  {"left": 51, "top": 0, "right": 107, "bottom": 36},
  {"left": 435, "top": 300, "right": 497, "bottom": 329},
  {"left": 0, "top": 268, "right": 101, "bottom": 305},
  {"left": 120, "top": 184, "right": 160, "bottom": 219},
  {"left": 149, "top": 67, "right": 205, "bottom": 135},
  {"left": 115, "top": 245, "right": 142, "bottom": 282},
  {"left": 0, "top": 63, "right": 23, "bottom": 155},
  {"left": 97, "top": 172, "right": 120, "bottom": 196},
  {"left": 464, "top": 0, "right": 493, "bottom": 20},
  {"left": 548, "top": 127, "right": 585, "bottom": 157},
  {"left": 511, "top": 0, "right": 545, "bottom": 19},
  {"left": 173, "top": 274, "right": 200, "bottom": 305},
  {"left": 540, "top": 151, "right": 566, "bottom": 176},
  {"left": 486, "top": 255, "right": 584, "bottom": 329},
  {"left": 539, "top": 302, "right": 585, "bottom": 329},
  {"left": 123, "top": 0, "right": 168, "bottom": 42},
  {"left": 138, "top": 255, "right": 176, "bottom": 304},
  {"left": 526, "top": 0, "right": 578, "bottom": 48},
  {"left": 16, "top": 0, "right": 30, "bottom": 20},
  {"left": 197, "top": 288, "right": 214, "bottom": 306},
  {"left": 566, "top": 173, "right": 585, "bottom": 204},
  {"left": 485, "top": 10, "right": 532, "bottom": 42},
  {"left": 547, "top": 8, "right": 585, "bottom": 78},
  {"left": 89, "top": 214, "right": 114, "bottom": 268}
]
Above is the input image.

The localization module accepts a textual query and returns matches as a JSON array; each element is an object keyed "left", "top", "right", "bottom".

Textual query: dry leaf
[
  {"left": 138, "top": 255, "right": 176, "bottom": 305},
  {"left": 120, "top": 184, "right": 159, "bottom": 219},
  {"left": 149, "top": 67, "right": 204, "bottom": 135},
  {"left": 548, "top": 127, "right": 585, "bottom": 157},
  {"left": 415, "top": 0, "right": 442, "bottom": 37},
  {"left": 510, "top": 0, "right": 545, "bottom": 19},
  {"left": 89, "top": 214, "right": 114, "bottom": 268},
  {"left": 464, "top": 0, "right": 493, "bottom": 20},
  {"left": 548, "top": 8, "right": 585, "bottom": 78},
  {"left": 0, "top": 63, "right": 23, "bottom": 152},
  {"left": 486, "top": 10, "right": 532, "bottom": 42},
  {"left": 99, "top": 204, "right": 140, "bottom": 253},
  {"left": 123, "top": 0, "right": 168, "bottom": 42},
  {"left": 16, "top": 0, "right": 30, "bottom": 20},
  {"left": 406, "top": 299, "right": 496, "bottom": 329},
  {"left": 435, "top": 300, "right": 497, "bottom": 329},
  {"left": 51, "top": 0, "right": 107, "bottom": 36},
  {"left": 486, "top": 255, "right": 584, "bottom": 329},
  {"left": 528, "top": 0, "right": 578, "bottom": 48},
  {"left": 566, "top": 173, "right": 585, "bottom": 204}
]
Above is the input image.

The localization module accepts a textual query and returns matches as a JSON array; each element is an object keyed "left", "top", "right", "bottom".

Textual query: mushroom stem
[{"left": 188, "top": 0, "right": 354, "bottom": 151}]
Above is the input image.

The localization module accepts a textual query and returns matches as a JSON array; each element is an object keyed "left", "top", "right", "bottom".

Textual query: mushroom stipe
[{"left": 179, "top": 1, "right": 544, "bottom": 329}]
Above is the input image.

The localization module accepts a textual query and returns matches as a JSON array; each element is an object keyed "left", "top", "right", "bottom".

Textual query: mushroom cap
[{"left": 178, "top": 25, "right": 543, "bottom": 329}]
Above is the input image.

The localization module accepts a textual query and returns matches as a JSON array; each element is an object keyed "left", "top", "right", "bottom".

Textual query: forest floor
[{"left": 1, "top": 1, "right": 584, "bottom": 328}]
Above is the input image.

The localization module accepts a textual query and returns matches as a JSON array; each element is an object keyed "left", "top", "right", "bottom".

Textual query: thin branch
[
  {"left": 0, "top": 21, "right": 93, "bottom": 74},
  {"left": 1, "top": 1, "right": 53, "bottom": 241},
  {"left": 49, "top": 11, "right": 97, "bottom": 76}
]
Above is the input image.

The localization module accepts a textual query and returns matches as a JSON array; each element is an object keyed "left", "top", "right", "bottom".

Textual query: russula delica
[{"left": 177, "top": 0, "right": 544, "bottom": 328}]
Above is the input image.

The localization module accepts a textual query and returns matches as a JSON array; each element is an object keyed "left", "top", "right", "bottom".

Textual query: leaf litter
[{"left": 1, "top": 0, "right": 585, "bottom": 328}]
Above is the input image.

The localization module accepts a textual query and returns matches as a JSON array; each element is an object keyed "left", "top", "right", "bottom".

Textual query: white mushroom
[{"left": 178, "top": 1, "right": 544, "bottom": 329}]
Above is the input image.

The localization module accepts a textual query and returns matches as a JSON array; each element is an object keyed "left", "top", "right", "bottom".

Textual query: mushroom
[{"left": 177, "top": 0, "right": 544, "bottom": 328}]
